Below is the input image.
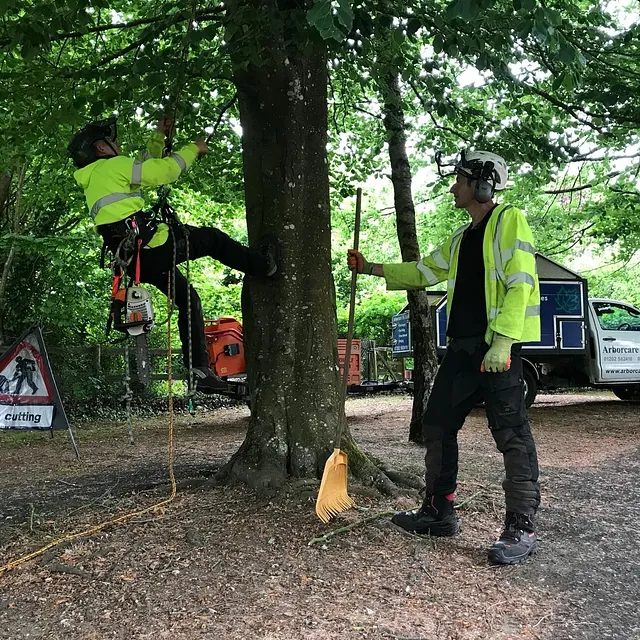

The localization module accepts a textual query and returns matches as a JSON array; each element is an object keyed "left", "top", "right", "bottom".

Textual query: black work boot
[
  {"left": 192, "top": 366, "right": 233, "bottom": 394},
  {"left": 391, "top": 493, "right": 460, "bottom": 536},
  {"left": 257, "top": 235, "right": 280, "bottom": 277},
  {"left": 488, "top": 512, "right": 538, "bottom": 565}
]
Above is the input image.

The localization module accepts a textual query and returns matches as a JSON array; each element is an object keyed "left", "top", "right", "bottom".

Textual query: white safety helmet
[{"left": 455, "top": 150, "right": 509, "bottom": 191}]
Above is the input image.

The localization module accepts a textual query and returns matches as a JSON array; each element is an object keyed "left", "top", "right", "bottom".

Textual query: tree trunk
[
  {"left": 0, "top": 171, "right": 12, "bottom": 220},
  {"left": 0, "top": 165, "right": 24, "bottom": 345},
  {"left": 382, "top": 74, "right": 438, "bottom": 446},
  {"left": 218, "top": 2, "right": 342, "bottom": 492}
]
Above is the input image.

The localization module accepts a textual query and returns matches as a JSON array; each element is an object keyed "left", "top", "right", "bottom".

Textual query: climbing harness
[
  {"left": 103, "top": 215, "right": 156, "bottom": 389},
  {"left": 0, "top": 2, "right": 244, "bottom": 578}
]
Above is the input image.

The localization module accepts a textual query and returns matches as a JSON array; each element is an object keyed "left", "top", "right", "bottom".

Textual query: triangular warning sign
[{"left": 0, "top": 326, "right": 69, "bottom": 431}]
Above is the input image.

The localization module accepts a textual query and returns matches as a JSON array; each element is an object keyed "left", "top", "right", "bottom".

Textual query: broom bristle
[{"left": 316, "top": 452, "right": 356, "bottom": 523}]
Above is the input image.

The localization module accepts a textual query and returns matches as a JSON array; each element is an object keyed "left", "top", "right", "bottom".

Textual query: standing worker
[
  {"left": 347, "top": 150, "right": 541, "bottom": 565},
  {"left": 68, "top": 116, "right": 279, "bottom": 393}
]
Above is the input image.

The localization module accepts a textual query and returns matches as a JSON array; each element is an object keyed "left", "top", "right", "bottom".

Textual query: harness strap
[{"left": 134, "top": 238, "right": 142, "bottom": 285}]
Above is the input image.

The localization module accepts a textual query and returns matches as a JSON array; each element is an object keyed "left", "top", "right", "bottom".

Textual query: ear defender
[
  {"left": 475, "top": 160, "right": 496, "bottom": 203},
  {"left": 474, "top": 180, "right": 494, "bottom": 203}
]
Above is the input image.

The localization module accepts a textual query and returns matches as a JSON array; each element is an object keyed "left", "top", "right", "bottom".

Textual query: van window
[{"left": 592, "top": 302, "right": 640, "bottom": 332}]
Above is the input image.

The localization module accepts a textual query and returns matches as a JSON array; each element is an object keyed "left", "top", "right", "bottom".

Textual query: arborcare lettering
[
  {"left": 4, "top": 411, "right": 41, "bottom": 424},
  {"left": 602, "top": 346, "right": 640, "bottom": 354}
]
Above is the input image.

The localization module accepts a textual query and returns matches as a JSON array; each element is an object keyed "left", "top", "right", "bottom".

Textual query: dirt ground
[{"left": 1, "top": 391, "right": 639, "bottom": 640}]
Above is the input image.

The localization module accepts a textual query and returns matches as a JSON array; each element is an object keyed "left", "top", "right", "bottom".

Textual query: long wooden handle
[{"left": 335, "top": 188, "right": 362, "bottom": 447}]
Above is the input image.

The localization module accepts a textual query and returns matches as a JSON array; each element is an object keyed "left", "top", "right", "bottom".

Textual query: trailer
[
  {"left": 204, "top": 318, "right": 403, "bottom": 398},
  {"left": 391, "top": 254, "right": 640, "bottom": 406}
]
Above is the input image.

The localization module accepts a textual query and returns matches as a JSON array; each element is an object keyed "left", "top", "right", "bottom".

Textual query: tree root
[{"left": 207, "top": 443, "right": 287, "bottom": 497}]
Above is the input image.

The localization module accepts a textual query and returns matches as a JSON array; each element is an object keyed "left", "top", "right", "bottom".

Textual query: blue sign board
[{"left": 391, "top": 312, "right": 412, "bottom": 356}]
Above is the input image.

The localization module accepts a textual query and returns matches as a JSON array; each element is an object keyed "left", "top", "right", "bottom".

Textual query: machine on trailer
[{"left": 204, "top": 317, "right": 403, "bottom": 396}]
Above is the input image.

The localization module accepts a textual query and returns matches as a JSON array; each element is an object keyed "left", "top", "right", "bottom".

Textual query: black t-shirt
[{"left": 446, "top": 206, "right": 497, "bottom": 339}]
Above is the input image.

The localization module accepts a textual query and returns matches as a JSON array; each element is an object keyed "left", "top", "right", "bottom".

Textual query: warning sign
[{"left": 0, "top": 326, "right": 69, "bottom": 431}]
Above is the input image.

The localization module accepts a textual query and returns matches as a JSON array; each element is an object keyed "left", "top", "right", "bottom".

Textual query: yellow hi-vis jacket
[
  {"left": 383, "top": 204, "right": 541, "bottom": 345},
  {"left": 73, "top": 131, "right": 199, "bottom": 248}
]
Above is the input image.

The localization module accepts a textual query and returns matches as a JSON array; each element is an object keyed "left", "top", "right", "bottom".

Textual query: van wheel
[
  {"left": 523, "top": 367, "right": 537, "bottom": 408},
  {"left": 613, "top": 386, "right": 640, "bottom": 402}
]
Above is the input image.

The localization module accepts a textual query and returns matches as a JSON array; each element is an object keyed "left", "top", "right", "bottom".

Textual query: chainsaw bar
[{"left": 135, "top": 333, "right": 151, "bottom": 386}]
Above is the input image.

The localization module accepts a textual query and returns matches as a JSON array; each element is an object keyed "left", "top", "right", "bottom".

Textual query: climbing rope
[
  {"left": 0, "top": 6, "right": 207, "bottom": 577},
  {"left": 0, "top": 279, "right": 177, "bottom": 576}
]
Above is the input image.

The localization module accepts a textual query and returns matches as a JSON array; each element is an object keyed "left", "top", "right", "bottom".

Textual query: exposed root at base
[{"left": 342, "top": 442, "right": 423, "bottom": 498}]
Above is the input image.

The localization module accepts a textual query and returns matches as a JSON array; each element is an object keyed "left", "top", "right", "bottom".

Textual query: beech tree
[{"left": 2, "top": 0, "right": 638, "bottom": 491}]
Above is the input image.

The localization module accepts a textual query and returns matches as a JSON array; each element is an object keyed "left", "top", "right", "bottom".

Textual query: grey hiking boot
[
  {"left": 488, "top": 512, "right": 538, "bottom": 565},
  {"left": 391, "top": 493, "right": 460, "bottom": 536}
]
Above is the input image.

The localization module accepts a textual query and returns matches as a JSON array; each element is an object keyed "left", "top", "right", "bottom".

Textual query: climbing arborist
[
  {"left": 348, "top": 150, "right": 541, "bottom": 565},
  {"left": 68, "top": 115, "right": 279, "bottom": 393}
]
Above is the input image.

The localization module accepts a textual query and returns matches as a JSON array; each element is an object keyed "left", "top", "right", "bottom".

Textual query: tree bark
[
  {"left": 218, "top": 2, "right": 343, "bottom": 492},
  {"left": 0, "top": 165, "right": 24, "bottom": 345},
  {"left": 382, "top": 74, "right": 438, "bottom": 445},
  {"left": 0, "top": 171, "right": 12, "bottom": 221}
]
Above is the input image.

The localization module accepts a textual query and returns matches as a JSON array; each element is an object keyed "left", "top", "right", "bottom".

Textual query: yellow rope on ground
[{"left": 0, "top": 272, "right": 178, "bottom": 577}]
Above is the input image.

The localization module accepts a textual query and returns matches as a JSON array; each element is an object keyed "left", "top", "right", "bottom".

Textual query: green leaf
[
  {"left": 307, "top": 0, "right": 347, "bottom": 42},
  {"left": 444, "top": 0, "right": 459, "bottom": 21},
  {"left": 90, "top": 101, "right": 105, "bottom": 116},
  {"left": 546, "top": 9, "right": 562, "bottom": 26},
  {"left": 433, "top": 34, "right": 444, "bottom": 53},
  {"left": 307, "top": 0, "right": 331, "bottom": 26},
  {"left": 522, "top": 0, "right": 536, "bottom": 10},
  {"left": 335, "top": 0, "right": 353, "bottom": 31},
  {"left": 517, "top": 19, "right": 533, "bottom": 39},
  {"left": 476, "top": 52, "right": 489, "bottom": 70},
  {"left": 561, "top": 71, "right": 574, "bottom": 91},
  {"left": 458, "top": 0, "right": 480, "bottom": 22},
  {"left": 393, "top": 27, "right": 404, "bottom": 46},
  {"left": 101, "top": 87, "right": 120, "bottom": 105},
  {"left": 558, "top": 41, "right": 576, "bottom": 64},
  {"left": 407, "top": 18, "right": 421, "bottom": 36}
]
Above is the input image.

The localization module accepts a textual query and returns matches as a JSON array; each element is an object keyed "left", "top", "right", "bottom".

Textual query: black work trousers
[
  {"left": 104, "top": 224, "right": 268, "bottom": 369},
  {"left": 424, "top": 336, "right": 540, "bottom": 515}
]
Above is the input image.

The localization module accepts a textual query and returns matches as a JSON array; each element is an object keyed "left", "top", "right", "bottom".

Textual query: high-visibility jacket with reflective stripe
[
  {"left": 383, "top": 204, "right": 541, "bottom": 344},
  {"left": 73, "top": 131, "right": 198, "bottom": 248}
]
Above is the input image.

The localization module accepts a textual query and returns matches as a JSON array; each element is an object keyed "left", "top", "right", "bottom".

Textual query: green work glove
[{"left": 481, "top": 335, "right": 515, "bottom": 373}]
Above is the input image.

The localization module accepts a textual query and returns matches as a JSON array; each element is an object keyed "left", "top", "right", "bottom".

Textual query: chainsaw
[{"left": 110, "top": 286, "right": 155, "bottom": 386}]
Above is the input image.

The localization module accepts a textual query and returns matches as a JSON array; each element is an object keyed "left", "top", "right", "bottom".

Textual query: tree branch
[
  {"left": 0, "top": 8, "right": 224, "bottom": 48},
  {"left": 566, "top": 152, "right": 640, "bottom": 163},
  {"left": 544, "top": 170, "right": 624, "bottom": 194},
  {"left": 206, "top": 92, "right": 238, "bottom": 143},
  {"left": 307, "top": 510, "right": 395, "bottom": 546}
]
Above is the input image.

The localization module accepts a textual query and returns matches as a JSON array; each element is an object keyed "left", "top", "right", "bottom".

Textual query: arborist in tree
[
  {"left": 68, "top": 116, "right": 279, "bottom": 393},
  {"left": 348, "top": 151, "right": 541, "bottom": 565}
]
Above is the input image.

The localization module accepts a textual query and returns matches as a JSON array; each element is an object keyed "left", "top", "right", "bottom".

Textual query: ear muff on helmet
[
  {"left": 474, "top": 160, "right": 496, "bottom": 203},
  {"left": 67, "top": 116, "right": 118, "bottom": 168},
  {"left": 474, "top": 180, "right": 494, "bottom": 203}
]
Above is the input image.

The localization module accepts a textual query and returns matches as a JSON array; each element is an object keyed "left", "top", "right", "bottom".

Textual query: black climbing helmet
[{"left": 67, "top": 116, "right": 118, "bottom": 168}]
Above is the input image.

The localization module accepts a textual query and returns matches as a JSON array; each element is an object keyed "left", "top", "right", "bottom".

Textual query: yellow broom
[{"left": 316, "top": 188, "right": 362, "bottom": 523}]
